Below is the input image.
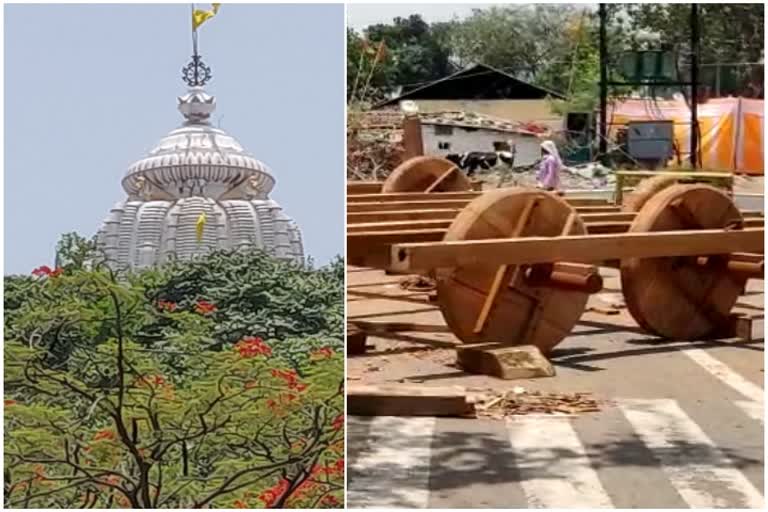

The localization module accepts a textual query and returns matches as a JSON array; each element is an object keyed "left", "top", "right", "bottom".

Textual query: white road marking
[
  {"left": 735, "top": 400, "right": 765, "bottom": 424},
  {"left": 682, "top": 348, "right": 764, "bottom": 422},
  {"left": 619, "top": 398, "right": 764, "bottom": 509},
  {"left": 347, "top": 416, "right": 435, "bottom": 509},
  {"left": 683, "top": 348, "right": 764, "bottom": 404},
  {"left": 505, "top": 415, "right": 614, "bottom": 508}
]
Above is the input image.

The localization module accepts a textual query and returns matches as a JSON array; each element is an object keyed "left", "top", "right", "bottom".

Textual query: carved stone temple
[{"left": 95, "top": 81, "right": 304, "bottom": 270}]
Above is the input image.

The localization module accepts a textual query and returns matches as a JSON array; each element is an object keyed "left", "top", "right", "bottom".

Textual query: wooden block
[
  {"left": 347, "top": 384, "right": 475, "bottom": 417},
  {"left": 457, "top": 343, "right": 556, "bottom": 380},
  {"left": 347, "top": 324, "right": 369, "bottom": 355},
  {"left": 728, "top": 313, "right": 764, "bottom": 342}
]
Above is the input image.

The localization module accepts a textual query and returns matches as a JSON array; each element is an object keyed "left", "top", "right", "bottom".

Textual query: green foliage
[
  {"left": 5, "top": 242, "right": 344, "bottom": 508},
  {"left": 347, "top": 14, "right": 455, "bottom": 104},
  {"left": 347, "top": 4, "right": 764, "bottom": 112}
]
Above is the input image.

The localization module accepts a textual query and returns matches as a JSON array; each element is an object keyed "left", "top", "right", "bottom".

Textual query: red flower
[
  {"left": 332, "top": 414, "right": 343, "bottom": 431},
  {"left": 32, "top": 265, "right": 62, "bottom": 278},
  {"left": 4, "top": 399, "right": 17, "bottom": 407},
  {"left": 322, "top": 495, "right": 340, "bottom": 506},
  {"left": 157, "top": 300, "right": 177, "bottom": 312},
  {"left": 93, "top": 429, "right": 116, "bottom": 441},
  {"left": 334, "top": 458, "right": 344, "bottom": 472},
  {"left": 195, "top": 299, "right": 217, "bottom": 315},
  {"left": 311, "top": 347, "right": 334, "bottom": 360},
  {"left": 284, "top": 393, "right": 297, "bottom": 402},
  {"left": 258, "top": 479, "right": 290, "bottom": 507},
  {"left": 271, "top": 369, "right": 307, "bottom": 391},
  {"left": 267, "top": 399, "right": 277, "bottom": 410},
  {"left": 135, "top": 374, "right": 167, "bottom": 388},
  {"left": 233, "top": 499, "right": 248, "bottom": 508},
  {"left": 235, "top": 336, "right": 272, "bottom": 358}
]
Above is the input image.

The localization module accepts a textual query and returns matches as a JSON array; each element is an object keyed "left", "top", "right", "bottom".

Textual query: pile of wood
[
  {"left": 348, "top": 111, "right": 405, "bottom": 180},
  {"left": 474, "top": 389, "right": 602, "bottom": 419}
]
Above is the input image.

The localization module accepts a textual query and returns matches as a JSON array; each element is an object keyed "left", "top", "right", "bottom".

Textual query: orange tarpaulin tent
[{"left": 606, "top": 97, "right": 764, "bottom": 175}]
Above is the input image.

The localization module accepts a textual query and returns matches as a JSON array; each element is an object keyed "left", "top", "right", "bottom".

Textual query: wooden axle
[
  {"left": 389, "top": 228, "right": 764, "bottom": 273},
  {"left": 695, "top": 255, "right": 764, "bottom": 279},
  {"left": 524, "top": 263, "right": 604, "bottom": 294}
]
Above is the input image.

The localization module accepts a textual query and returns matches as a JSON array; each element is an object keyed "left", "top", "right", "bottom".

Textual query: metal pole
[
  {"left": 598, "top": 4, "right": 608, "bottom": 159},
  {"left": 690, "top": 3, "right": 699, "bottom": 168}
]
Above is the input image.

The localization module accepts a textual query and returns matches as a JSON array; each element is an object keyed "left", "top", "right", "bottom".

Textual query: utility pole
[
  {"left": 598, "top": 4, "right": 608, "bottom": 159},
  {"left": 690, "top": 3, "right": 700, "bottom": 168}
]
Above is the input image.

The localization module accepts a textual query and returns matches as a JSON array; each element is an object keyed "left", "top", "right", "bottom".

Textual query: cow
[{"left": 445, "top": 147, "right": 516, "bottom": 177}]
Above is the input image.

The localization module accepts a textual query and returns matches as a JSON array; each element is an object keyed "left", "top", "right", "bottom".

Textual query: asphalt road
[{"left": 346, "top": 270, "right": 764, "bottom": 509}]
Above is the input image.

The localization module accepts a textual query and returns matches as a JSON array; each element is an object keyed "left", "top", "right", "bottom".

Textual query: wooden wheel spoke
[{"left": 424, "top": 166, "right": 458, "bottom": 193}]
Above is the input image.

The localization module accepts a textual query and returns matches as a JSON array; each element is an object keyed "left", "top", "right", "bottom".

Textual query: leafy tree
[
  {"left": 5, "top": 242, "right": 344, "bottom": 508},
  {"left": 347, "top": 14, "right": 455, "bottom": 104}
]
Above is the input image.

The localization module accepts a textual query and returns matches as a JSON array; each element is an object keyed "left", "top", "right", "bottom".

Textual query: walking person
[{"left": 537, "top": 140, "right": 563, "bottom": 193}]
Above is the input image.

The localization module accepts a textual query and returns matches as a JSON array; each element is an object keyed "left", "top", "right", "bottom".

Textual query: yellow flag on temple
[
  {"left": 192, "top": 3, "right": 221, "bottom": 31},
  {"left": 196, "top": 212, "right": 207, "bottom": 242}
]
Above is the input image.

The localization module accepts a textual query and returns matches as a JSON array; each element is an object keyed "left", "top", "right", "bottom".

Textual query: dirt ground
[{"left": 347, "top": 265, "right": 764, "bottom": 395}]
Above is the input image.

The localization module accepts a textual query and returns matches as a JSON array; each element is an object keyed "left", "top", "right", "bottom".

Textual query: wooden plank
[
  {"left": 347, "top": 384, "right": 475, "bottom": 417},
  {"left": 347, "top": 221, "right": 637, "bottom": 241},
  {"left": 348, "top": 219, "right": 452, "bottom": 233},
  {"left": 346, "top": 180, "right": 484, "bottom": 194},
  {"left": 348, "top": 199, "right": 473, "bottom": 212},
  {"left": 348, "top": 198, "right": 618, "bottom": 213},
  {"left": 349, "top": 191, "right": 480, "bottom": 203},
  {"left": 390, "top": 228, "right": 764, "bottom": 272},
  {"left": 348, "top": 181, "right": 385, "bottom": 195},
  {"left": 348, "top": 191, "right": 610, "bottom": 205},
  {"left": 348, "top": 209, "right": 639, "bottom": 225},
  {"left": 473, "top": 196, "right": 537, "bottom": 334},
  {"left": 348, "top": 209, "right": 461, "bottom": 224}
]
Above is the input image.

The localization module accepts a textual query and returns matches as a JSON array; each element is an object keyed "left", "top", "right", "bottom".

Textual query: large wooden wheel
[
  {"left": 435, "top": 188, "right": 596, "bottom": 354},
  {"left": 382, "top": 156, "right": 472, "bottom": 193},
  {"left": 620, "top": 184, "right": 747, "bottom": 340}
]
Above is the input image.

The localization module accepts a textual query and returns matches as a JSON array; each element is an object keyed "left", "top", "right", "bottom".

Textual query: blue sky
[{"left": 4, "top": 3, "right": 345, "bottom": 274}]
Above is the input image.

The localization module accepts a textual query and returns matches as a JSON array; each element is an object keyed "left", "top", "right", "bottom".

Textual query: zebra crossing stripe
[
  {"left": 682, "top": 348, "right": 764, "bottom": 423},
  {"left": 505, "top": 415, "right": 614, "bottom": 508},
  {"left": 734, "top": 400, "right": 764, "bottom": 424},
  {"left": 682, "top": 348, "right": 764, "bottom": 404},
  {"left": 619, "top": 398, "right": 764, "bottom": 509},
  {"left": 347, "top": 416, "right": 435, "bottom": 509}
]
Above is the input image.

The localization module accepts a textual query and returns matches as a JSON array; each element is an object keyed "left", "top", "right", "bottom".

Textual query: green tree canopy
[{"left": 4, "top": 242, "right": 344, "bottom": 508}]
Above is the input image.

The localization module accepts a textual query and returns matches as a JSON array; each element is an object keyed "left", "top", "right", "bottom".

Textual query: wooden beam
[
  {"left": 347, "top": 384, "right": 475, "bottom": 417},
  {"left": 348, "top": 191, "right": 480, "bottom": 202},
  {"left": 348, "top": 199, "right": 620, "bottom": 213},
  {"left": 348, "top": 209, "right": 639, "bottom": 225},
  {"left": 347, "top": 181, "right": 384, "bottom": 195},
  {"left": 348, "top": 199, "right": 474, "bottom": 212},
  {"left": 347, "top": 220, "right": 642, "bottom": 239},
  {"left": 473, "top": 196, "right": 537, "bottom": 334},
  {"left": 346, "top": 179, "right": 484, "bottom": 194},
  {"left": 348, "top": 209, "right": 461, "bottom": 224},
  {"left": 348, "top": 191, "right": 611, "bottom": 205},
  {"left": 390, "top": 228, "right": 764, "bottom": 272}
]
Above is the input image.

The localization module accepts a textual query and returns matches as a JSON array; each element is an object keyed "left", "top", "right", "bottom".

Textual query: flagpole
[{"left": 191, "top": 3, "right": 198, "bottom": 58}]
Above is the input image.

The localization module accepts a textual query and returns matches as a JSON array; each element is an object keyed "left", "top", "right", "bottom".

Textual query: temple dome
[{"left": 96, "top": 86, "right": 304, "bottom": 270}]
